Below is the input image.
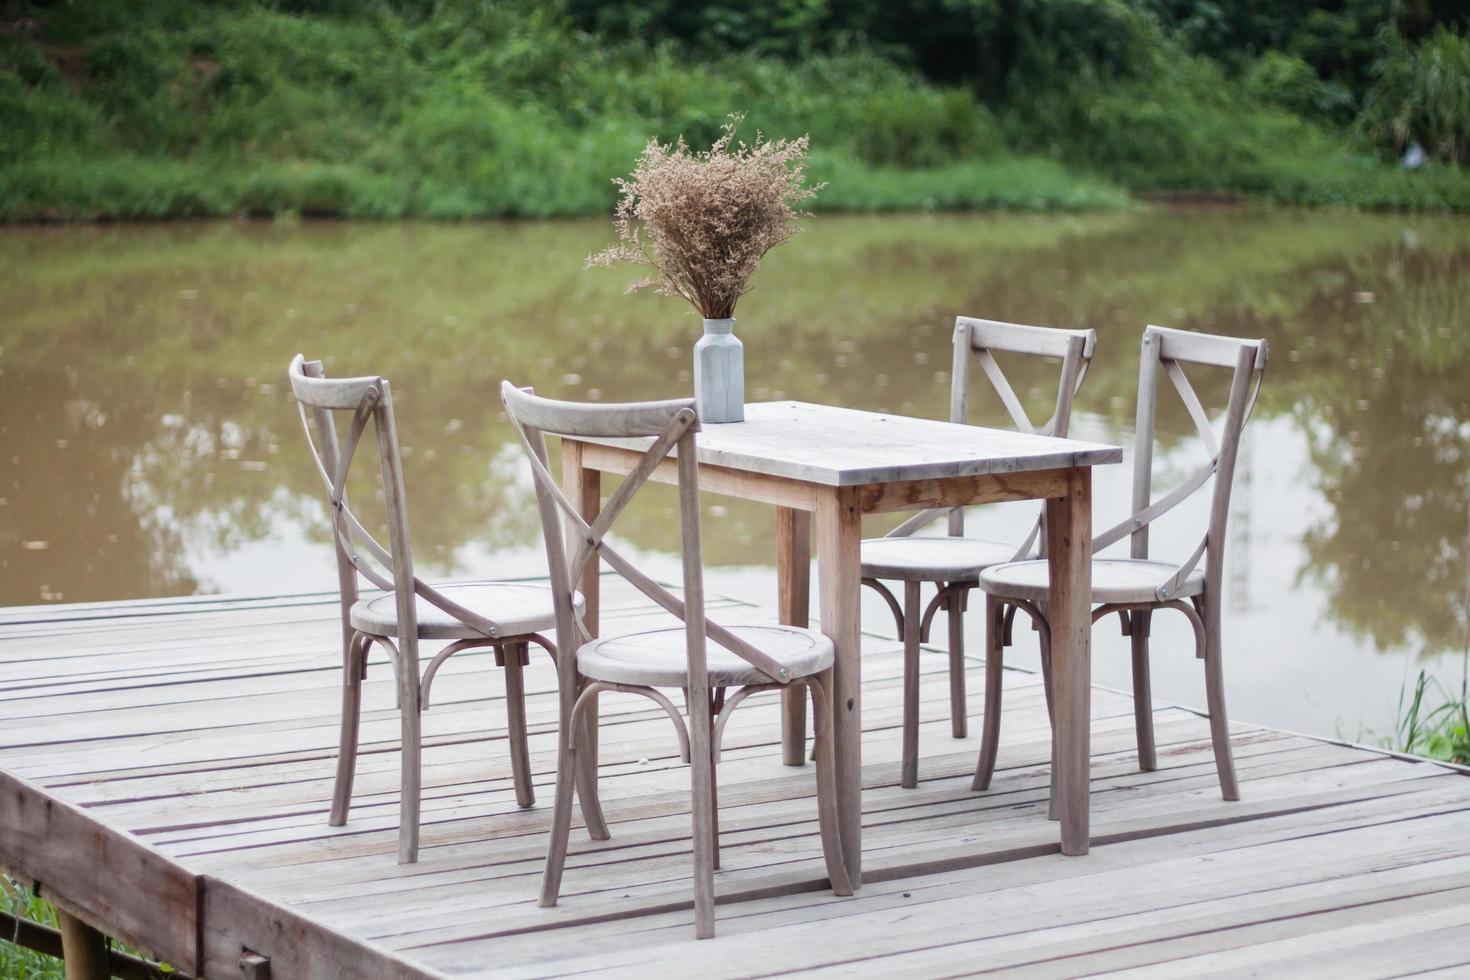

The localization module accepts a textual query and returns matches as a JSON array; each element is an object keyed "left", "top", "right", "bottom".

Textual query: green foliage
[
  {"left": 1242, "top": 50, "right": 1355, "bottom": 123},
  {"left": 1, "top": 0, "right": 1469, "bottom": 219},
  {"left": 1, "top": 877, "right": 62, "bottom": 980},
  {"left": 1359, "top": 26, "right": 1470, "bottom": 164},
  {"left": 1391, "top": 671, "right": 1470, "bottom": 764}
]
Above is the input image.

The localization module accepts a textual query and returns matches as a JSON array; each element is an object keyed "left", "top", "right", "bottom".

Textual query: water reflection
[{"left": 1, "top": 208, "right": 1466, "bottom": 685}]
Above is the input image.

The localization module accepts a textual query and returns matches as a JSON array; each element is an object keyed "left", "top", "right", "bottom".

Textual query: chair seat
[
  {"left": 860, "top": 536, "right": 1018, "bottom": 582},
  {"left": 577, "top": 624, "right": 834, "bottom": 688},
  {"left": 977, "top": 558, "right": 1206, "bottom": 605},
  {"left": 351, "top": 582, "right": 579, "bottom": 641}
]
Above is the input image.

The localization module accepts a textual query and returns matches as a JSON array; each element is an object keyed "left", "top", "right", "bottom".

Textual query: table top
[{"left": 576, "top": 400, "right": 1122, "bottom": 487}]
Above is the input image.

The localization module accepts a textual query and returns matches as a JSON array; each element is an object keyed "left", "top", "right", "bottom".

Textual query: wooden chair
[
  {"left": 289, "top": 355, "right": 577, "bottom": 864},
  {"left": 501, "top": 383, "right": 851, "bottom": 940},
  {"left": 972, "top": 325, "right": 1268, "bottom": 804},
  {"left": 858, "top": 317, "right": 1096, "bottom": 788}
]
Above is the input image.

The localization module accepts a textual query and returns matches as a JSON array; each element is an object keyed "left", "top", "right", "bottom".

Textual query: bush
[
  {"left": 1358, "top": 26, "right": 1470, "bottom": 164},
  {"left": 1243, "top": 50, "right": 1355, "bottom": 124}
]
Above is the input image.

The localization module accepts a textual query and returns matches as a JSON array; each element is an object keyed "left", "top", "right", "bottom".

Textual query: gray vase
[{"left": 693, "top": 317, "right": 744, "bottom": 423}]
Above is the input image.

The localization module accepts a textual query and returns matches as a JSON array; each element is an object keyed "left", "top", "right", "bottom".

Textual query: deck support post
[{"left": 55, "top": 907, "right": 109, "bottom": 980}]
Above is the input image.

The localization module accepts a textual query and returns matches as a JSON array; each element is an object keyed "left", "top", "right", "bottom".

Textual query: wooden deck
[{"left": 3, "top": 578, "right": 1469, "bottom": 978}]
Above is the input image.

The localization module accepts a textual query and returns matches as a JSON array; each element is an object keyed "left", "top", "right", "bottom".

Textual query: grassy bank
[{"left": 2, "top": 1, "right": 1469, "bottom": 220}]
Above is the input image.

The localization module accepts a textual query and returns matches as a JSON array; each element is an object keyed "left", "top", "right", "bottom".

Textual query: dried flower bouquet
[{"left": 588, "top": 117, "right": 819, "bottom": 319}]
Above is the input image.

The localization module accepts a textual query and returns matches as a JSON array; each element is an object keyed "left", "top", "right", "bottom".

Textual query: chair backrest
[
  {"left": 889, "top": 316, "right": 1098, "bottom": 557},
  {"left": 1091, "top": 326, "right": 1269, "bottom": 602},
  {"left": 501, "top": 384, "right": 794, "bottom": 699},
  {"left": 287, "top": 355, "right": 503, "bottom": 647}
]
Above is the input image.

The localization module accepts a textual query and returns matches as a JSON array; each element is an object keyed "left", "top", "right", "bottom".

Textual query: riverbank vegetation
[
  {"left": 1390, "top": 671, "right": 1469, "bottom": 765},
  {"left": 1, "top": 2, "right": 1468, "bottom": 218}
]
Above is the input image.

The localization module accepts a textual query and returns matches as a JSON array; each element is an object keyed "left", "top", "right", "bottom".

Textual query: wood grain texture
[
  {"left": 3, "top": 580, "right": 1463, "bottom": 978},
  {"left": 776, "top": 507, "right": 812, "bottom": 767},
  {"left": 581, "top": 401, "right": 1120, "bottom": 487},
  {"left": 0, "top": 769, "right": 200, "bottom": 974},
  {"left": 1047, "top": 467, "right": 1093, "bottom": 856},
  {"left": 816, "top": 485, "right": 864, "bottom": 886}
]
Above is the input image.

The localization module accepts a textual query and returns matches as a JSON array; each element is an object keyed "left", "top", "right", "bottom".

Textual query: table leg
[
  {"left": 561, "top": 440, "right": 606, "bottom": 838},
  {"left": 815, "top": 487, "right": 862, "bottom": 886},
  {"left": 776, "top": 506, "right": 811, "bottom": 767},
  {"left": 1046, "top": 468, "right": 1092, "bottom": 856}
]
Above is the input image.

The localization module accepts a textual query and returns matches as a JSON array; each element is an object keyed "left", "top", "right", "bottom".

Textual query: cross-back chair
[
  {"left": 289, "top": 355, "right": 575, "bottom": 864},
  {"left": 972, "top": 325, "right": 1268, "bottom": 804},
  {"left": 857, "top": 316, "right": 1097, "bottom": 788},
  {"left": 501, "top": 383, "right": 851, "bottom": 940}
]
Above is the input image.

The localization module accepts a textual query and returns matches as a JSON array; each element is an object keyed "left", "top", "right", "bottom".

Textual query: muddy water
[{"left": 3, "top": 208, "right": 1467, "bottom": 741}]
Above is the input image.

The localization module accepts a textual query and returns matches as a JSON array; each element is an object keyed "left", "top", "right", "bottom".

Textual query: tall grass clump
[{"left": 1392, "top": 671, "right": 1470, "bottom": 765}]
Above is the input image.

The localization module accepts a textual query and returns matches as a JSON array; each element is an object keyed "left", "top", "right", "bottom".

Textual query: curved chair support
[
  {"left": 360, "top": 634, "right": 402, "bottom": 707},
  {"left": 712, "top": 683, "right": 783, "bottom": 760},
  {"left": 1091, "top": 599, "right": 1206, "bottom": 657},
  {"left": 418, "top": 638, "right": 499, "bottom": 709},
  {"left": 1001, "top": 602, "right": 1019, "bottom": 645},
  {"left": 1006, "top": 598, "right": 1052, "bottom": 651},
  {"left": 860, "top": 577, "right": 905, "bottom": 635},
  {"left": 571, "top": 681, "right": 692, "bottom": 763},
  {"left": 526, "top": 632, "right": 558, "bottom": 662},
  {"left": 918, "top": 583, "right": 970, "bottom": 642}
]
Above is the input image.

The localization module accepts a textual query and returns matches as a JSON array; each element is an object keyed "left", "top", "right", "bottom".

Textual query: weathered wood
[
  {"left": 855, "top": 468, "right": 1075, "bottom": 515},
  {"left": 4, "top": 575, "right": 1463, "bottom": 978},
  {"left": 502, "top": 385, "right": 699, "bottom": 439},
  {"left": 199, "top": 876, "right": 444, "bottom": 980},
  {"left": 289, "top": 358, "right": 558, "bottom": 864},
  {"left": 961, "top": 315, "right": 1098, "bottom": 360},
  {"left": 0, "top": 769, "right": 199, "bottom": 974},
  {"left": 1147, "top": 322, "right": 1269, "bottom": 369},
  {"left": 507, "top": 392, "right": 849, "bottom": 938},
  {"left": 1047, "top": 467, "right": 1093, "bottom": 856},
  {"left": 56, "top": 907, "right": 110, "bottom": 980},
  {"left": 900, "top": 581, "right": 923, "bottom": 789},
  {"left": 581, "top": 401, "right": 1119, "bottom": 488},
  {"left": 776, "top": 506, "right": 811, "bottom": 767},
  {"left": 816, "top": 485, "right": 864, "bottom": 886}
]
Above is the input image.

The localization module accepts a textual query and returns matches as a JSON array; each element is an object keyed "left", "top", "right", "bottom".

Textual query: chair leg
[
  {"left": 688, "top": 689, "right": 717, "bottom": 939},
  {"left": 1037, "top": 616, "right": 1060, "bottom": 823},
  {"left": 397, "top": 658, "right": 422, "bottom": 864},
  {"left": 973, "top": 596, "right": 1004, "bottom": 791},
  {"left": 900, "top": 581, "right": 923, "bottom": 789},
  {"left": 947, "top": 587, "right": 967, "bottom": 739},
  {"left": 709, "top": 734, "right": 721, "bottom": 871},
  {"left": 574, "top": 687, "right": 610, "bottom": 840},
  {"left": 502, "top": 641, "right": 535, "bottom": 808},
  {"left": 330, "top": 632, "right": 366, "bottom": 826},
  {"left": 810, "top": 671, "right": 852, "bottom": 896},
  {"left": 538, "top": 716, "right": 580, "bottom": 907},
  {"left": 1204, "top": 613, "right": 1240, "bottom": 801},
  {"left": 1130, "top": 611, "right": 1158, "bottom": 772}
]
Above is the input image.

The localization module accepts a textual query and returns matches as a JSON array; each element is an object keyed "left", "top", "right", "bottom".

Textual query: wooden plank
[
  {"left": 199, "top": 875, "right": 446, "bottom": 980},
  {"left": 2, "top": 583, "right": 1467, "bottom": 979},
  {"left": 854, "top": 467, "right": 1072, "bottom": 515},
  {"left": 581, "top": 401, "right": 1120, "bottom": 487},
  {"left": 0, "top": 769, "right": 200, "bottom": 974}
]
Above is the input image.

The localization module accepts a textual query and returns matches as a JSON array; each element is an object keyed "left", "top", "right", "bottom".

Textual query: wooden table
[{"left": 562, "top": 400, "right": 1121, "bottom": 885}]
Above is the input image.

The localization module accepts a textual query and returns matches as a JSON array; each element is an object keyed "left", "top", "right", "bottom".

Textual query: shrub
[{"left": 1358, "top": 26, "right": 1470, "bottom": 164}]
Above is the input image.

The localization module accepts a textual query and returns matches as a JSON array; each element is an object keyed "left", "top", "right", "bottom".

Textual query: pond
[{"left": 2, "top": 207, "right": 1467, "bottom": 747}]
